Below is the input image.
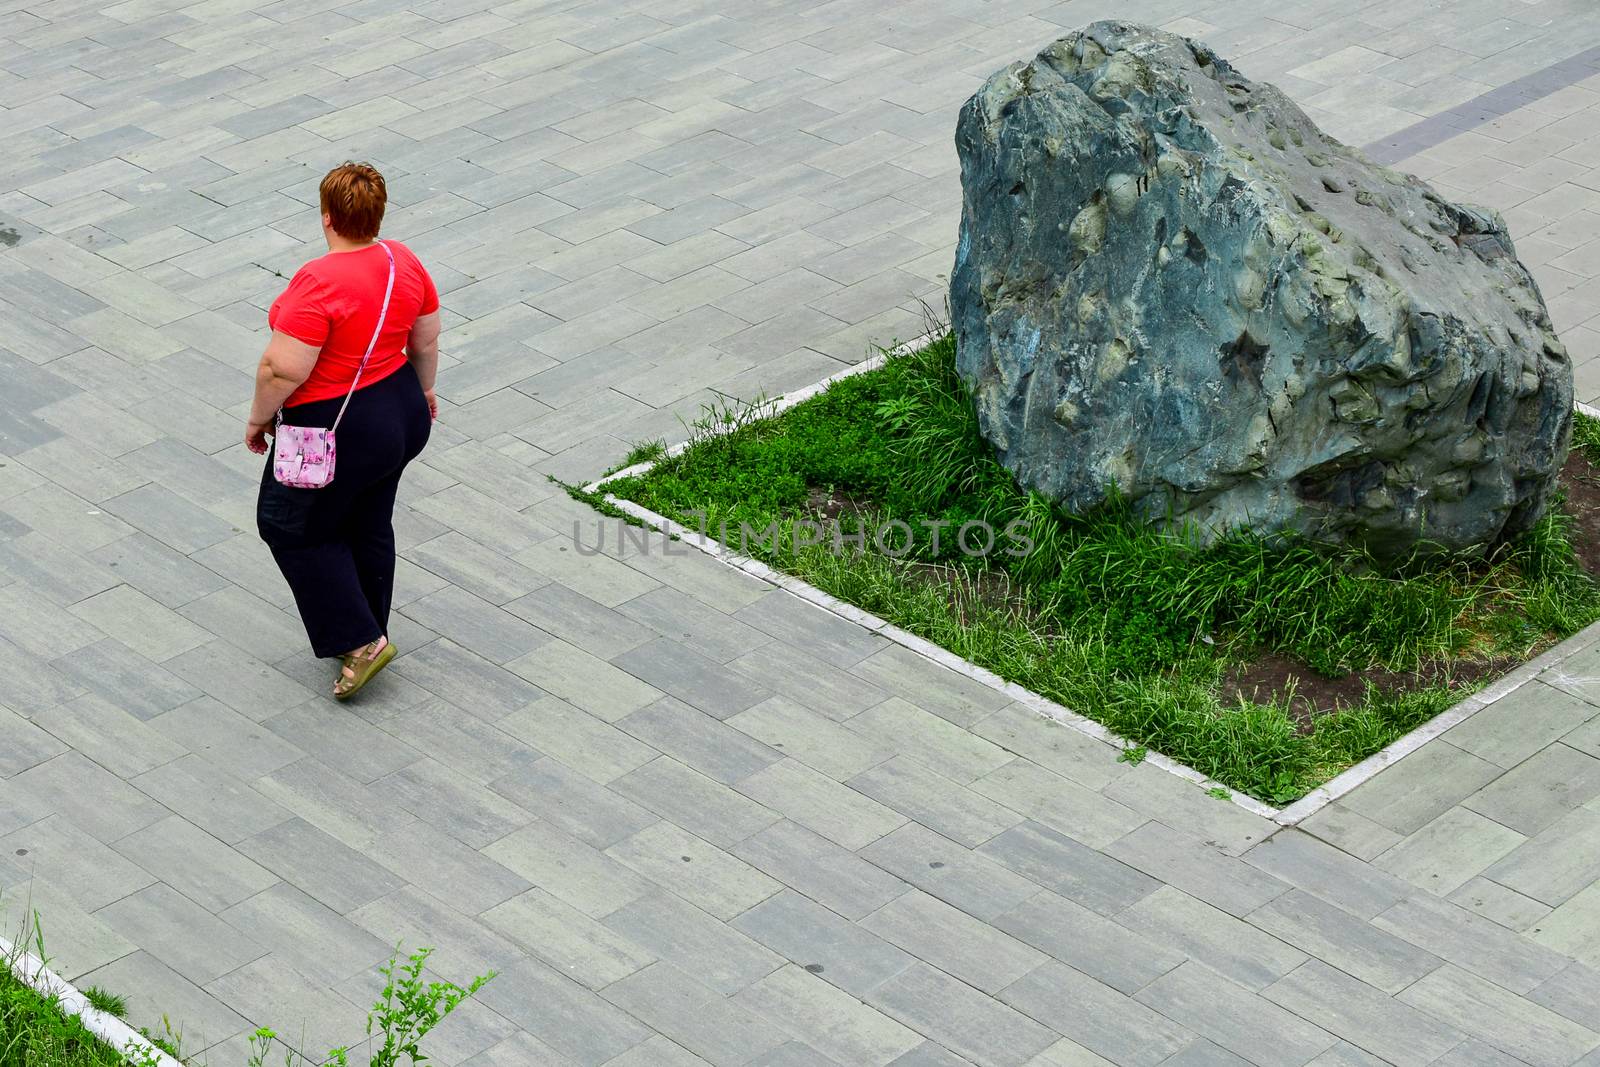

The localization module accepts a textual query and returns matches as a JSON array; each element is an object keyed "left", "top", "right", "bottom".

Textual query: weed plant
[{"left": 605, "top": 334, "right": 1600, "bottom": 803}]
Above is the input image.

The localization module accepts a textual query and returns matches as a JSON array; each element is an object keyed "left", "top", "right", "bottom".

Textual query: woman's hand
[
  {"left": 424, "top": 388, "right": 438, "bottom": 421},
  {"left": 245, "top": 419, "right": 274, "bottom": 454}
]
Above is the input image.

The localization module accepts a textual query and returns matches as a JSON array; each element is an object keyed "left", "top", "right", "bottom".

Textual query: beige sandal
[{"left": 335, "top": 636, "right": 395, "bottom": 700}]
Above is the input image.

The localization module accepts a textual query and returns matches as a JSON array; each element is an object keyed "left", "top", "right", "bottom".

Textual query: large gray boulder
[{"left": 951, "top": 21, "right": 1572, "bottom": 558}]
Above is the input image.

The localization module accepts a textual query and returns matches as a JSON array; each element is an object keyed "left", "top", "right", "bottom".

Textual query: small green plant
[
  {"left": 245, "top": 946, "right": 494, "bottom": 1067},
  {"left": 1119, "top": 745, "right": 1148, "bottom": 766},
  {"left": 1206, "top": 786, "right": 1232, "bottom": 800},
  {"left": 605, "top": 438, "right": 667, "bottom": 475},
  {"left": 81, "top": 986, "right": 126, "bottom": 1017}
]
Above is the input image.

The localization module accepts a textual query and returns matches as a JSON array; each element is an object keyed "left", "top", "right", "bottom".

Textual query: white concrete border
[
  {"left": 586, "top": 352, "right": 1600, "bottom": 827},
  {"left": 1, "top": 933, "right": 184, "bottom": 1067}
]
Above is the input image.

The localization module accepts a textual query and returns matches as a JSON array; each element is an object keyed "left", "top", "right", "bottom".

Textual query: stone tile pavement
[{"left": 6, "top": 0, "right": 1600, "bottom": 1065}]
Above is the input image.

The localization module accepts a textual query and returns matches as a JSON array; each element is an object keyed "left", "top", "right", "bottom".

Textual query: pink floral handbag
[{"left": 272, "top": 240, "right": 396, "bottom": 489}]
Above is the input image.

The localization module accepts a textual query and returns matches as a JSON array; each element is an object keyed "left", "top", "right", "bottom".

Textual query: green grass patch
[
  {"left": 604, "top": 334, "right": 1600, "bottom": 804},
  {"left": 2, "top": 945, "right": 148, "bottom": 1066}
]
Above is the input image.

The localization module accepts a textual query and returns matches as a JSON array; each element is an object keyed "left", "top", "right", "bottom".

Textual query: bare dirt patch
[{"left": 1220, "top": 448, "right": 1600, "bottom": 722}]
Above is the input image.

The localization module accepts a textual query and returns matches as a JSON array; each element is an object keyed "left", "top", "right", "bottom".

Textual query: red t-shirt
[{"left": 269, "top": 240, "right": 439, "bottom": 407}]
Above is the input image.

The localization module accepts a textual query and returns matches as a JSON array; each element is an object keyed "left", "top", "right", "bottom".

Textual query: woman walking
[{"left": 246, "top": 161, "right": 440, "bottom": 700}]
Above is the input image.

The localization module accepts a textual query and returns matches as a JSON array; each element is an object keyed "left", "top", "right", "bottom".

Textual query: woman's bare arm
[
  {"left": 407, "top": 311, "right": 441, "bottom": 417},
  {"left": 245, "top": 331, "right": 320, "bottom": 453}
]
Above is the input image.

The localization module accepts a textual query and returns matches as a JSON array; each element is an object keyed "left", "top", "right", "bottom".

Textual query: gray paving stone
[
  {"left": 616, "top": 585, "right": 772, "bottom": 664},
  {"left": 1099, "top": 762, "right": 1277, "bottom": 857},
  {"left": 978, "top": 821, "right": 1161, "bottom": 917},
  {"left": 0, "top": 581, "right": 104, "bottom": 659},
  {"left": 373, "top": 816, "right": 533, "bottom": 915},
  {"left": 1398, "top": 965, "right": 1600, "bottom": 1067},
  {"left": 619, "top": 696, "right": 783, "bottom": 785},
  {"left": 162, "top": 639, "right": 314, "bottom": 722},
  {"left": 1443, "top": 681, "right": 1600, "bottom": 768},
  {"left": 613, "top": 755, "right": 780, "bottom": 848},
  {"left": 846, "top": 645, "right": 1012, "bottom": 728},
  {"left": 612, "top": 636, "right": 773, "bottom": 720},
  {"left": 999, "top": 962, "right": 1193, "bottom": 1067},
  {"left": 79, "top": 949, "right": 250, "bottom": 1052},
  {"left": 371, "top": 694, "right": 542, "bottom": 785},
  {"left": 1107, "top": 822, "right": 1288, "bottom": 919},
  {"left": 1247, "top": 889, "right": 1442, "bottom": 994},
  {"left": 508, "top": 637, "right": 662, "bottom": 722},
  {"left": 498, "top": 695, "right": 658, "bottom": 784},
  {"left": 1463, "top": 742, "right": 1600, "bottom": 836},
  {"left": 1303, "top": 1042, "right": 1396, "bottom": 1067},
  {"left": 862, "top": 823, "right": 1041, "bottom": 923},
  {"left": 1485, "top": 807, "right": 1600, "bottom": 906},
  {"left": 844, "top": 698, "right": 1014, "bottom": 785},
  {"left": 0, "top": 530, "right": 118, "bottom": 605},
  {"left": 848, "top": 755, "right": 1020, "bottom": 848},
  {"left": 7, "top": 750, "right": 167, "bottom": 843},
  {"left": 0, "top": 704, "right": 67, "bottom": 777},
  {"left": 1135, "top": 961, "right": 1337, "bottom": 1067},
  {"left": 374, "top": 757, "right": 533, "bottom": 848},
  {"left": 737, "top": 758, "right": 906, "bottom": 850},
  {"left": 606, "top": 817, "right": 782, "bottom": 923},
  {"left": 254, "top": 756, "right": 421, "bottom": 855},
  {"left": 968, "top": 705, "right": 1128, "bottom": 792},
  {"left": 728, "top": 696, "right": 893, "bottom": 780},
  {"left": 483, "top": 886, "right": 655, "bottom": 989},
  {"left": 114, "top": 814, "right": 280, "bottom": 914},
  {"left": 1340, "top": 741, "right": 1505, "bottom": 836},
  {"left": 1372, "top": 892, "right": 1569, "bottom": 995},
  {"left": 993, "top": 888, "right": 1184, "bottom": 996},
  {"left": 0, "top": 877, "right": 133, "bottom": 983},
  {"left": 1373, "top": 804, "right": 1526, "bottom": 897},
  {"left": 95, "top": 881, "right": 265, "bottom": 985},
  {"left": 393, "top": 637, "right": 547, "bottom": 721},
  {"left": 738, "top": 962, "right": 928, "bottom": 1065},
  {"left": 236, "top": 817, "right": 404, "bottom": 916},
  {"left": 100, "top": 482, "right": 238, "bottom": 555},
  {"left": 1, "top": 814, "right": 156, "bottom": 912},
  {"left": 601, "top": 1035, "right": 712, "bottom": 1067},
  {"left": 1261, "top": 960, "right": 1464, "bottom": 1067},
  {"left": 91, "top": 530, "right": 231, "bottom": 611},
  {"left": 31, "top": 691, "right": 186, "bottom": 779},
  {"left": 1242, "top": 830, "right": 1413, "bottom": 920},
  {"left": 218, "top": 881, "right": 393, "bottom": 989},
  {"left": 1158, "top": 1042, "right": 1252, "bottom": 1067},
  {"left": 1530, "top": 962, "right": 1600, "bottom": 1031},
  {"left": 733, "top": 590, "right": 888, "bottom": 668},
  {"left": 490, "top": 757, "right": 659, "bottom": 850},
  {"left": 733, "top": 889, "right": 915, "bottom": 998},
  {"left": 868, "top": 961, "right": 1058, "bottom": 1067},
  {"left": 861, "top": 887, "right": 1047, "bottom": 994},
  {"left": 175, "top": 585, "right": 307, "bottom": 664},
  {"left": 206, "top": 954, "right": 368, "bottom": 1060},
  {"left": 604, "top": 889, "right": 783, "bottom": 997},
  {"left": 1448, "top": 874, "right": 1555, "bottom": 932},
  {"left": 149, "top": 696, "right": 304, "bottom": 780},
  {"left": 888, "top": 1043, "right": 974, "bottom": 1067},
  {"left": 400, "top": 584, "right": 552, "bottom": 665},
  {"left": 504, "top": 581, "right": 657, "bottom": 658},
  {"left": 602, "top": 961, "right": 790, "bottom": 1067},
  {"left": 971, "top": 761, "right": 1144, "bottom": 851}
]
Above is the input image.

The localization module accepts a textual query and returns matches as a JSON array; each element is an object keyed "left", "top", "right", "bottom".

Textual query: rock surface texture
[{"left": 951, "top": 21, "right": 1572, "bottom": 557}]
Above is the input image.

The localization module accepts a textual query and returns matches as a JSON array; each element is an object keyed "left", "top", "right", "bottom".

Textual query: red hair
[{"left": 319, "top": 162, "right": 387, "bottom": 241}]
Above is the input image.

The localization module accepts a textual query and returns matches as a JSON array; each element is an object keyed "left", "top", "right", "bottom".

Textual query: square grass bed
[{"left": 594, "top": 334, "right": 1600, "bottom": 806}]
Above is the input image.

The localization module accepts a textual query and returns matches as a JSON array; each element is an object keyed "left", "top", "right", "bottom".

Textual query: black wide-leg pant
[{"left": 257, "top": 363, "right": 431, "bottom": 659}]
